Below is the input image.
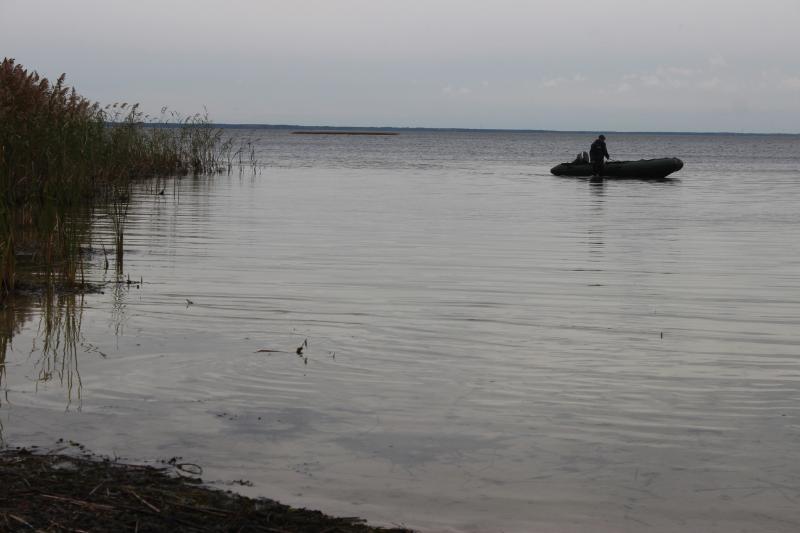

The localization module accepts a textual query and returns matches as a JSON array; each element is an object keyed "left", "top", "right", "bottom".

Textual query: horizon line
[{"left": 200, "top": 123, "right": 800, "bottom": 136}]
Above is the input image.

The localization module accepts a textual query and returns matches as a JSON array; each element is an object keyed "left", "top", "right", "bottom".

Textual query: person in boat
[
  {"left": 572, "top": 151, "right": 590, "bottom": 164},
  {"left": 589, "top": 134, "right": 610, "bottom": 176}
]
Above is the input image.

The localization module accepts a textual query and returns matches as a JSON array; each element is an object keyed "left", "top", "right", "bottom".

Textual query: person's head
[{"left": 599, "top": 134, "right": 606, "bottom": 141}]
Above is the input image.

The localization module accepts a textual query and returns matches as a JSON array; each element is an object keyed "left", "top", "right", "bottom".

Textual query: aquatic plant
[
  {"left": 0, "top": 59, "right": 265, "bottom": 425},
  {"left": 107, "top": 184, "right": 130, "bottom": 274},
  {"left": 0, "top": 58, "right": 232, "bottom": 300}
]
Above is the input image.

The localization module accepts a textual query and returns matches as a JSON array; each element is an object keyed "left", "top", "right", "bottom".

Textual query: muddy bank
[{"left": 0, "top": 446, "right": 413, "bottom": 532}]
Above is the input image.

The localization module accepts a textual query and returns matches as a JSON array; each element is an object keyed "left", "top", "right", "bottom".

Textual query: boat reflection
[{"left": 587, "top": 180, "right": 605, "bottom": 255}]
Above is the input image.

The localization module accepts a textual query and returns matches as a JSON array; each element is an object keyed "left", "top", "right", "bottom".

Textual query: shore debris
[{"left": 0, "top": 447, "right": 413, "bottom": 532}]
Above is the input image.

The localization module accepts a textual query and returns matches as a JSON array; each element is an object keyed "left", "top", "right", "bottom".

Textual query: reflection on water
[
  {"left": 587, "top": 181, "right": 605, "bottom": 254},
  {"left": 0, "top": 289, "right": 86, "bottom": 423},
  {"left": 2, "top": 130, "right": 800, "bottom": 532},
  {"left": 1, "top": 297, "right": 33, "bottom": 418},
  {"left": 33, "top": 289, "right": 85, "bottom": 409},
  {"left": 0, "top": 189, "right": 137, "bottom": 429},
  {"left": 110, "top": 281, "right": 128, "bottom": 338}
]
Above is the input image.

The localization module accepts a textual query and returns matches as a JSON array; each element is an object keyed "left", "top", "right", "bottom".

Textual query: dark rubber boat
[{"left": 550, "top": 157, "right": 684, "bottom": 179}]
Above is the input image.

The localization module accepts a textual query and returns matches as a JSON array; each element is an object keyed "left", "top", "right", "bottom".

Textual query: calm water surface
[{"left": 3, "top": 130, "right": 800, "bottom": 532}]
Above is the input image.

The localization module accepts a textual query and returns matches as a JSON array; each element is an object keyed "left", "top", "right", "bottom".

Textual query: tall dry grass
[{"left": 0, "top": 58, "right": 230, "bottom": 301}]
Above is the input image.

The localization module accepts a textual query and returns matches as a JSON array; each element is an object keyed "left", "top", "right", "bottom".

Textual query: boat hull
[{"left": 550, "top": 157, "right": 684, "bottom": 179}]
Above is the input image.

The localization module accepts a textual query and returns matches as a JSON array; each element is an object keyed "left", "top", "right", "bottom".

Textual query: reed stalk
[
  {"left": 0, "top": 59, "right": 261, "bottom": 416},
  {"left": 0, "top": 58, "right": 231, "bottom": 301}
]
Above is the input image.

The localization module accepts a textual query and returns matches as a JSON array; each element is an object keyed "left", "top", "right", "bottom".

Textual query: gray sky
[{"left": 3, "top": 0, "right": 800, "bottom": 132}]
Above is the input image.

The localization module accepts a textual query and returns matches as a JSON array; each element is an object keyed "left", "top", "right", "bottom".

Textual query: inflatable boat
[{"left": 550, "top": 157, "right": 684, "bottom": 179}]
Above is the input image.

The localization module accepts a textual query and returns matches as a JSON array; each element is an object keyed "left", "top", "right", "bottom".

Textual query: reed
[
  {"left": 0, "top": 58, "right": 230, "bottom": 301},
  {"left": 0, "top": 60, "right": 257, "bottom": 420},
  {"left": 108, "top": 184, "right": 130, "bottom": 274}
]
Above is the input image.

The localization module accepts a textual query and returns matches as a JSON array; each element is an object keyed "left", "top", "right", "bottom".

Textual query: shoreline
[{"left": 0, "top": 445, "right": 413, "bottom": 532}]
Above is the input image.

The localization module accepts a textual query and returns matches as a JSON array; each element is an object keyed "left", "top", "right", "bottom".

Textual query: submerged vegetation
[
  {"left": 0, "top": 60, "right": 409, "bottom": 533},
  {"left": 0, "top": 57, "right": 251, "bottom": 425},
  {"left": 0, "top": 58, "right": 265, "bottom": 419},
  {"left": 0, "top": 57, "right": 236, "bottom": 303}
]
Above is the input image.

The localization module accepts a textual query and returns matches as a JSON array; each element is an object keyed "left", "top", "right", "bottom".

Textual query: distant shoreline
[
  {"left": 291, "top": 131, "right": 398, "bottom": 136},
  {"left": 145, "top": 123, "right": 798, "bottom": 136}
]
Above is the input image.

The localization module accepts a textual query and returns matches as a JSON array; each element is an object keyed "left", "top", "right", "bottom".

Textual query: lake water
[{"left": 2, "top": 129, "right": 800, "bottom": 532}]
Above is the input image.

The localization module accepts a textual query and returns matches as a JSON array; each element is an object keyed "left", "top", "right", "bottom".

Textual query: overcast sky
[{"left": 3, "top": 0, "right": 800, "bottom": 132}]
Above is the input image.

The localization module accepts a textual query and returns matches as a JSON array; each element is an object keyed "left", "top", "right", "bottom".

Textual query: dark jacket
[{"left": 589, "top": 139, "right": 610, "bottom": 161}]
